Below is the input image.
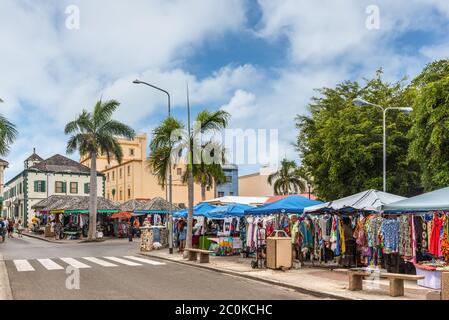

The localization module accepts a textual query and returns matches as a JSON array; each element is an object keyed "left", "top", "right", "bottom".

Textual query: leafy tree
[
  {"left": 268, "top": 159, "right": 306, "bottom": 195},
  {"left": 408, "top": 60, "right": 449, "bottom": 191},
  {"left": 65, "top": 99, "right": 135, "bottom": 240},
  {"left": 296, "top": 70, "right": 422, "bottom": 201}
]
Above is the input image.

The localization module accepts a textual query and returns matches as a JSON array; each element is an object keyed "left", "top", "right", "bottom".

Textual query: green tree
[
  {"left": 296, "top": 70, "right": 422, "bottom": 201},
  {"left": 267, "top": 159, "right": 306, "bottom": 195},
  {"left": 408, "top": 59, "right": 449, "bottom": 190},
  {"left": 65, "top": 99, "right": 135, "bottom": 240}
]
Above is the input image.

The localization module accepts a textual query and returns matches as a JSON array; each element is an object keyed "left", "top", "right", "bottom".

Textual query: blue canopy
[
  {"left": 173, "top": 203, "right": 218, "bottom": 218},
  {"left": 244, "top": 195, "right": 322, "bottom": 216},
  {"left": 207, "top": 204, "right": 255, "bottom": 218}
]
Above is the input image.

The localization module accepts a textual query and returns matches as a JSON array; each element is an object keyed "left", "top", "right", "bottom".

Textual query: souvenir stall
[
  {"left": 135, "top": 197, "right": 179, "bottom": 249},
  {"left": 382, "top": 187, "right": 449, "bottom": 289},
  {"left": 205, "top": 204, "right": 255, "bottom": 256},
  {"left": 244, "top": 195, "right": 323, "bottom": 259}
]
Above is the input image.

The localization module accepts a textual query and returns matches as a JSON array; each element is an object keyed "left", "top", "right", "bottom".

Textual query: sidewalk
[
  {"left": 138, "top": 249, "right": 441, "bottom": 300},
  {"left": 21, "top": 231, "right": 133, "bottom": 245},
  {"left": 0, "top": 254, "right": 12, "bottom": 300}
]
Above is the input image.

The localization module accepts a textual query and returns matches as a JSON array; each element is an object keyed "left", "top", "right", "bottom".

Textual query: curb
[
  {"left": 137, "top": 252, "right": 353, "bottom": 300},
  {"left": 0, "top": 254, "right": 13, "bottom": 300},
  {"left": 21, "top": 232, "right": 62, "bottom": 244}
]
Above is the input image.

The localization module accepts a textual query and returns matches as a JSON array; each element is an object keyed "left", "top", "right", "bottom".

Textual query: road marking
[
  {"left": 103, "top": 257, "right": 142, "bottom": 266},
  {"left": 37, "top": 259, "right": 64, "bottom": 270},
  {"left": 60, "top": 257, "right": 91, "bottom": 269},
  {"left": 82, "top": 257, "right": 118, "bottom": 267},
  {"left": 13, "top": 260, "right": 35, "bottom": 272},
  {"left": 123, "top": 256, "right": 165, "bottom": 266}
]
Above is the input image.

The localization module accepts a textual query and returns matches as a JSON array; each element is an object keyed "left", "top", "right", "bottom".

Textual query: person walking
[
  {"left": 16, "top": 219, "right": 23, "bottom": 238},
  {"left": 7, "top": 219, "right": 13, "bottom": 238}
]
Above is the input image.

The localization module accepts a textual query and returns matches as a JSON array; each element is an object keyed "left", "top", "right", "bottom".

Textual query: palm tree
[
  {"left": 268, "top": 159, "right": 306, "bottom": 195},
  {"left": 182, "top": 141, "right": 226, "bottom": 201},
  {"left": 65, "top": 99, "right": 135, "bottom": 240},
  {"left": 148, "top": 109, "right": 230, "bottom": 251},
  {"left": 0, "top": 99, "right": 17, "bottom": 157}
]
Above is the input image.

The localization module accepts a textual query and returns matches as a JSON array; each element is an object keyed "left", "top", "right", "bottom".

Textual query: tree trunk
[
  {"left": 88, "top": 151, "right": 98, "bottom": 240},
  {"left": 201, "top": 183, "right": 206, "bottom": 202}
]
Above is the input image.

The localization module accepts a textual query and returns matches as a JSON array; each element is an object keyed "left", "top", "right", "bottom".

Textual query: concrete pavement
[
  {"left": 0, "top": 253, "right": 12, "bottom": 300},
  {"left": 1, "top": 236, "right": 321, "bottom": 300}
]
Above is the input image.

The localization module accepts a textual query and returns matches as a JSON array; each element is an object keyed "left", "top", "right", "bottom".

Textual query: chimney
[{"left": 33, "top": 147, "right": 36, "bottom": 154}]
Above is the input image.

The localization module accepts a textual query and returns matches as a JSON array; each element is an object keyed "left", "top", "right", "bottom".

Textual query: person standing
[
  {"left": 0, "top": 218, "right": 6, "bottom": 242},
  {"left": 192, "top": 219, "right": 202, "bottom": 249},
  {"left": 128, "top": 220, "right": 133, "bottom": 242},
  {"left": 178, "top": 221, "right": 187, "bottom": 253}
]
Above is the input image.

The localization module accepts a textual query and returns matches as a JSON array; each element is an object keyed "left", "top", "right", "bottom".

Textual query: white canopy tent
[
  {"left": 304, "top": 189, "right": 407, "bottom": 214},
  {"left": 202, "top": 196, "right": 269, "bottom": 207}
]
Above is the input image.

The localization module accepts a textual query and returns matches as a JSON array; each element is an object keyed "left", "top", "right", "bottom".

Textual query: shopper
[
  {"left": 192, "top": 219, "right": 202, "bottom": 248},
  {"left": 178, "top": 221, "right": 187, "bottom": 253}
]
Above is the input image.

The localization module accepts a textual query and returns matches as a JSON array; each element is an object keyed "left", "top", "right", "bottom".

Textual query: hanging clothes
[
  {"left": 399, "top": 215, "right": 413, "bottom": 258},
  {"left": 429, "top": 214, "right": 443, "bottom": 256},
  {"left": 381, "top": 219, "right": 400, "bottom": 254}
]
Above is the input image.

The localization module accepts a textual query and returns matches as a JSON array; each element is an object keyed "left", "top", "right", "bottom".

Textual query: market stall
[
  {"left": 31, "top": 195, "right": 120, "bottom": 239},
  {"left": 382, "top": 187, "right": 449, "bottom": 289}
]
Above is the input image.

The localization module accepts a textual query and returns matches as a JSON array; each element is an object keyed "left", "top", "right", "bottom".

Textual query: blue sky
[{"left": 1, "top": 0, "right": 449, "bottom": 181}]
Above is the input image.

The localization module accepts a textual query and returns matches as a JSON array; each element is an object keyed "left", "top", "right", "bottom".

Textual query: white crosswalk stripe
[
  {"left": 82, "top": 257, "right": 118, "bottom": 267},
  {"left": 10, "top": 256, "right": 160, "bottom": 272},
  {"left": 123, "top": 256, "right": 165, "bottom": 266},
  {"left": 60, "top": 257, "right": 91, "bottom": 269},
  {"left": 13, "top": 259, "right": 35, "bottom": 272},
  {"left": 103, "top": 256, "right": 142, "bottom": 266},
  {"left": 37, "top": 259, "right": 64, "bottom": 270}
]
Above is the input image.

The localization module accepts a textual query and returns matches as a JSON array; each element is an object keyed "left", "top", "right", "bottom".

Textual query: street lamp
[
  {"left": 133, "top": 79, "right": 174, "bottom": 254},
  {"left": 353, "top": 98, "right": 413, "bottom": 192}
]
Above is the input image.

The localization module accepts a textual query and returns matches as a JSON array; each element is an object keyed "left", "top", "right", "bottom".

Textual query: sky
[{"left": 1, "top": 0, "right": 449, "bottom": 181}]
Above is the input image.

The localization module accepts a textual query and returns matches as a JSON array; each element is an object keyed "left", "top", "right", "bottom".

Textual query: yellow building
[{"left": 80, "top": 133, "right": 215, "bottom": 207}]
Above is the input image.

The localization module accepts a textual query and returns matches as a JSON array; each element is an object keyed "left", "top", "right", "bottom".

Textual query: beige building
[
  {"left": 238, "top": 166, "right": 277, "bottom": 197},
  {"left": 80, "top": 133, "right": 215, "bottom": 207}
]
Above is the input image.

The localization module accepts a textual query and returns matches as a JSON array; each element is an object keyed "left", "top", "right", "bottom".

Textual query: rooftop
[{"left": 30, "top": 154, "right": 97, "bottom": 174}]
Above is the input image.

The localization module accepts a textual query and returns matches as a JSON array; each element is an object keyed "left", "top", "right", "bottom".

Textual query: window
[
  {"left": 177, "top": 168, "right": 182, "bottom": 176},
  {"left": 119, "top": 168, "right": 122, "bottom": 179},
  {"left": 19, "top": 183, "right": 22, "bottom": 194},
  {"left": 112, "top": 171, "right": 115, "bottom": 181},
  {"left": 127, "top": 165, "right": 131, "bottom": 176},
  {"left": 84, "top": 183, "right": 90, "bottom": 194},
  {"left": 225, "top": 176, "right": 232, "bottom": 183},
  {"left": 119, "top": 190, "right": 123, "bottom": 200},
  {"left": 127, "top": 188, "right": 131, "bottom": 198},
  {"left": 130, "top": 148, "right": 135, "bottom": 156},
  {"left": 218, "top": 192, "right": 225, "bottom": 197},
  {"left": 34, "top": 181, "right": 46, "bottom": 193},
  {"left": 207, "top": 186, "right": 210, "bottom": 191},
  {"left": 70, "top": 182, "right": 78, "bottom": 194},
  {"left": 55, "top": 181, "right": 66, "bottom": 193},
  {"left": 107, "top": 173, "right": 110, "bottom": 182}
]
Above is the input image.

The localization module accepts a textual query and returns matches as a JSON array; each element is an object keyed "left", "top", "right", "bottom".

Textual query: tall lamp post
[
  {"left": 352, "top": 98, "right": 413, "bottom": 192},
  {"left": 133, "top": 79, "right": 174, "bottom": 254}
]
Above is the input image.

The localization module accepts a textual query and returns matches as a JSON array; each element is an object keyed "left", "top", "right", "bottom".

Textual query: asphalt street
[{"left": 1, "top": 236, "right": 319, "bottom": 300}]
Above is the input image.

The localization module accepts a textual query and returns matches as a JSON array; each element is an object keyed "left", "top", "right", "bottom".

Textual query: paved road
[{"left": 1, "top": 236, "right": 319, "bottom": 300}]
